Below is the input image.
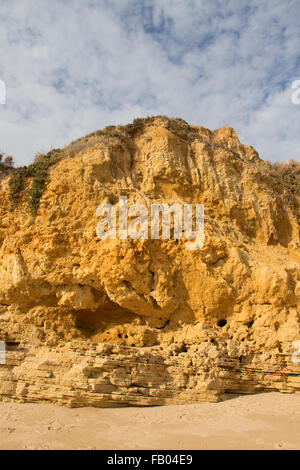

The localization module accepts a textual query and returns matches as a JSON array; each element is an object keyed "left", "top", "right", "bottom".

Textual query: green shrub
[
  {"left": 4, "top": 155, "right": 14, "bottom": 166},
  {"left": 26, "top": 150, "right": 61, "bottom": 216},
  {"left": 8, "top": 172, "right": 24, "bottom": 207},
  {"left": 0, "top": 151, "right": 15, "bottom": 176},
  {"left": 27, "top": 165, "right": 49, "bottom": 215}
]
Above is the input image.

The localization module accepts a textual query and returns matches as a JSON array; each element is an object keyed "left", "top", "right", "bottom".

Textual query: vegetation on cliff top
[
  {"left": 2, "top": 116, "right": 300, "bottom": 219},
  {"left": 263, "top": 159, "right": 300, "bottom": 194}
]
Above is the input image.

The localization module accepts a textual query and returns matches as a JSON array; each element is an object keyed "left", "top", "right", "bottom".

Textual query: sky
[{"left": 0, "top": 0, "right": 299, "bottom": 166}]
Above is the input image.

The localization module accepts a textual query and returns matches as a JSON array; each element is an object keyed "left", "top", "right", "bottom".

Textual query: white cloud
[{"left": 0, "top": 0, "right": 299, "bottom": 165}]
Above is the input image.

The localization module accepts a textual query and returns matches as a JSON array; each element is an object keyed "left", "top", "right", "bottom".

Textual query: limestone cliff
[{"left": 0, "top": 116, "right": 299, "bottom": 406}]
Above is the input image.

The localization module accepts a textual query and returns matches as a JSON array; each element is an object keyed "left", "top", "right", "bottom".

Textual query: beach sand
[{"left": 0, "top": 392, "right": 299, "bottom": 450}]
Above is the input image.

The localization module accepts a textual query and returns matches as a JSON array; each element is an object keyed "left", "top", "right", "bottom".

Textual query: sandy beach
[{"left": 0, "top": 392, "right": 299, "bottom": 450}]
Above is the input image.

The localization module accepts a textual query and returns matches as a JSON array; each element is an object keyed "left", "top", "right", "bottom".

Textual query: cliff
[{"left": 0, "top": 115, "right": 299, "bottom": 406}]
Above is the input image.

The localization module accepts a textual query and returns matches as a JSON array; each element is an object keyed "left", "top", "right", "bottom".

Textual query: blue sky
[{"left": 0, "top": 0, "right": 299, "bottom": 165}]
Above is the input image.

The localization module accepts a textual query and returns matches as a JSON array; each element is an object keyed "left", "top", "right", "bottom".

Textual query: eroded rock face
[{"left": 0, "top": 116, "right": 299, "bottom": 406}]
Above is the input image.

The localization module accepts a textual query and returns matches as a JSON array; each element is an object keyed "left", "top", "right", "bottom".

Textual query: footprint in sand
[
  {"left": 0, "top": 427, "right": 15, "bottom": 434},
  {"left": 275, "top": 442, "right": 287, "bottom": 450}
]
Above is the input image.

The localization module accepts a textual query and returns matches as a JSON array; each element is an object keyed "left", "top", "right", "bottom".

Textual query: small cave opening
[
  {"left": 217, "top": 319, "right": 227, "bottom": 328},
  {"left": 73, "top": 299, "right": 139, "bottom": 341}
]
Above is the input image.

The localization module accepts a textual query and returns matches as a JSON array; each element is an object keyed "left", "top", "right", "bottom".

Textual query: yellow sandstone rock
[{"left": 0, "top": 116, "right": 299, "bottom": 407}]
